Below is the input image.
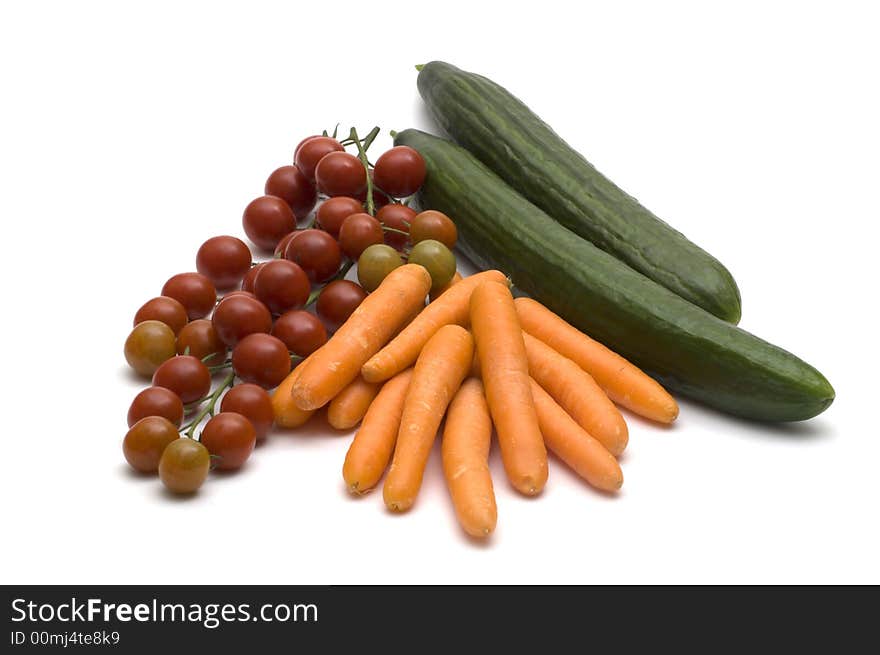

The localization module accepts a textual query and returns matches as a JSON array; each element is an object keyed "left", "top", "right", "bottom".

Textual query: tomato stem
[
  {"left": 349, "top": 127, "right": 379, "bottom": 215},
  {"left": 182, "top": 371, "right": 235, "bottom": 439}
]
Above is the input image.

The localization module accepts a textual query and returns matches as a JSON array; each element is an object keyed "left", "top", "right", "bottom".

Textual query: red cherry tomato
[
  {"left": 295, "top": 136, "right": 344, "bottom": 180},
  {"left": 338, "top": 213, "right": 384, "bottom": 259},
  {"left": 316, "top": 280, "right": 368, "bottom": 332},
  {"left": 265, "top": 165, "right": 317, "bottom": 219},
  {"left": 376, "top": 204, "right": 416, "bottom": 250},
  {"left": 372, "top": 146, "right": 426, "bottom": 198},
  {"left": 315, "top": 152, "right": 367, "bottom": 198},
  {"left": 242, "top": 195, "right": 296, "bottom": 252},
  {"left": 253, "top": 259, "right": 310, "bottom": 314},
  {"left": 272, "top": 310, "right": 328, "bottom": 357},
  {"left": 196, "top": 235, "right": 253, "bottom": 289},
  {"left": 284, "top": 228, "right": 342, "bottom": 283},
  {"left": 316, "top": 196, "right": 363, "bottom": 238}
]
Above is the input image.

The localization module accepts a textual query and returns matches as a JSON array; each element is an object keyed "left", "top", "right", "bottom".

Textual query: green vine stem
[
  {"left": 182, "top": 371, "right": 235, "bottom": 439},
  {"left": 349, "top": 127, "right": 380, "bottom": 215}
]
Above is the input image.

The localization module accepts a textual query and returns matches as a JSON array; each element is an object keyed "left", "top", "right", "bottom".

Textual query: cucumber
[
  {"left": 416, "top": 61, "right": 743, "bottom": 323},
  {"left": 394, "top": 129, "right": 833, "bottom": 422}
]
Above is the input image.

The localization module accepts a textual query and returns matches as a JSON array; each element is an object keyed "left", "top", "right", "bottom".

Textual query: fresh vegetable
[
  {"left": 395, "top": 128, "right": 834, "bottom": 422},
  {"left": 176, "top": 319, "right": 226, "bottom": 366},
  {"left": 152, "top": 355, "right": 212, "bottom": 404},
  {"left": 529, "top": 380, "right": 623, "bottom": 492},
  {"left": 200, "top": 412, "right": 257, "bottom": 470},
  {"left": 362, "top": 269, "right": 507, "bottom": 383},
  {"left": 523, "top": 332, "right": 628, "bottom": 457},
  {"left": 328, "top": 376, "right": 382, "bottom": 430},
  {"left": 127, "top": 387, "right": 184, "bottom": 428},
  {"left": 316, "top": 196, "right": 363, "bottom": 238},
  {"left": 315, "top": 281, "right": 367, "bottom": 332},
  {"left": 376, "top": 204, "right": 415, "bottom": 250},
  {"left": 211, "top": 294, "right": 272, "bottom": 347},
  {"left": 220, "top": 383, "right": 274, "bottom": 440},
  {"left": 241, "top": 195, "right": 297, "bottom": 252},
  {"left": 515, "top": 297, "right": 678, "bottom": 424},
  {"left": 272, "top": 363, "right": 316, "bottom": 429},
  {"left": 339, "top": 213, "right": 384, "bottom": 259},
  {"left": 158, "top": 438, "right": 211, "bottom": 494},
  {"left": 292, "top": 263, "right": 432, "bottom": 410},
  {"left": 469, "top": 280, "right": 547, "bottom": 495},
  {"left": 416, "top": 61, "right": 742, "bottom": 323},
  {"left": 283, "top": 229, "right": 341, "bottom": 283},
  {"left": 161, "top": 272, "right": 216, "bottom": 320},
  {"left": 372, "top": 145, "right": 426, "bottom": 198},
  {"left": 271, "top": 309, "right": 327, "bottom": 356},
  {"left": 123, "top": 416, "right": 181, "bottom": 473},
  {"left": 442, "top": 378, "right": 497, "bottom": 538},
  {"left": 315, "top": 151, "right": 368, "bottom": 198},
  {"left": 264, "top": 165, "right": 317, "bottom": 219},
  {"left": 357, "top": 244, "right": 403, "bottom": 292},
  {"left": 253, "top": 259, "right": 310, "bottom": 314},
  {"left": 408, "top": 239, "right": 456, "bottom": 292},
  {"left": 294, "top": 136, "right": 345, "bottom": 181},
  {"left": 195, "top": 236, "right": 253, "bottom": 290},
  {"left": 124, "top": 320, "right": 176, "bottom": 377},
  {"left": 383, "top": 325, "right": 474, "bottom": 512},
  {"left": 410, "top": 210, "right": 457, "bottom": 249},
  {"left": 343, "top": 368, "right": 413, "bottom": 494},
  {"left": 231, "top": 333, "right": 291, "bottom": 389},
  {"left": 428, "top": 270, "right": 462, "bottom": 302},
  {"left": 134, "top": 296, "right": 188, "bottom": 335}
]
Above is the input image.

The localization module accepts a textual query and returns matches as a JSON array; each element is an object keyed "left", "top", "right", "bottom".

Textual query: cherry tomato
[
  {"left": 200, "top": 412, "right": 257, "bottom": 470},
  {"left": 284, "top": 228, "right": 341, "bottom": 283},
  {"left": 409, "top": 210, "right": 458, "bottom": 249},
  {"left": 408, "top": 239, "right": 456, "bottom": 292},
  {"left": 265, "top": 165, "right": 317, "bottom": 219},
  {"left": 241, "top": 263, "right": 264, "bottom": 293},
  {"left": 220, "top": 383, "right": 274, "bottom": 440},
  {"left": 294, "top": 134, "right": 321, "bottom": 161},
  {"left": 152, "top": 355, "right": 212, "bottom": 404},
  {"left": 211, "top": 294, "right": 273, "bottom": 347},
  {"left": 295, "top": 136, "right": 344, "bottom": 180},
  {"left": 372, "top": 146, "right": 426, "bottom": 197},
  {"left": 357, "top": 244, "right": 403, "bottom": 292},
  {"left": 271, "top": 310, "right": 327, "bottom": 356},
  {"left": 127, "top": 387, "right": 184, "bottom": 428},
  {"left": 159, "top": 438, "right": 210, "bottom": 494},
  {"left": 315, "top": 152, "right": 367, "bottom": 197},
  {"left": 124, "top": 416, "right": 180, "bottom": 473},
  {"left": 125, "top": 320, "right": 177, "bottom": 377},
  {"left": 161, "top": 272, "right": 217, "bottom": 320},
  {"left": 253, "top": 259, "right": 310, "bottom": 314},
  {"left": 242, "top": 195, "right": 297, "bottom": 251},
  {"left": 316, "top": 280, "right": 367, "bottom": 331},
  {"left": 176, "top": 318, "right": 226, "bottom": 366},
  {"left": 134, "top": 296, "right": 188, "bottom": 335},
  {"left": 232, "top": 333, "right": 291, "bottom": 389},
  {"left": 316, "top": 196, "right": 363, "bottom": 238},
  {"left": 338, "top": 212, "right": 384, "bottom": 259},
  {"left": 274, "top": 231, "right": 300, "bottom": 259},
  {"left": 376, "top": 204, "right": 416, "bottom": 250},
  {"left": 196, "top": 235, "right": 253, "bottom": 289}
]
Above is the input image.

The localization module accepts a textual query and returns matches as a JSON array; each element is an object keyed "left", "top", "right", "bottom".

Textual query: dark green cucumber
[
  {"left": 395, "top": 129, "right": 833, "bottom": 421},
  {"left": 416, "top": 61, "right": 743, "bottom": 324}
]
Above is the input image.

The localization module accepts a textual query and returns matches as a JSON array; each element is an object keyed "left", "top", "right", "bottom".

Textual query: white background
[{"left": 1, "top": 1, "right": 877, "bottom": 585}]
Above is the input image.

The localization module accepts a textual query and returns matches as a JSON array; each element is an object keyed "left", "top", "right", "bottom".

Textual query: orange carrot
[
  {"left": 442, "top": 378, "right": 497, "bottom": 537},
  {"left": 470, "top": 281, "right": 547, "bottom": 496},
  {"left": 342, "top": 368, "right": 413, "bottom": 494},
  {"left": 383, "top": 325, "right": 474, "bottom": 512},
  {"left": 361, "top": 270, "right": 507, "bottom": 383},
  {"left": 293, "top": 264, "right": 431, "bottom": 410},
  {"left": 327, "top": 375, "right": 382, "bottom": 430},
  {"left": 429, "top": 270, "right": 462, "bottom": 302},
  {"left": 530, "top": 379, "right": 623, "bottom": 492},
  {"left": 523, "top": 332, "right": 628, "bottom": 457},
  {"left": 272, "top": 357, "right": 315, "bottom": 429},
  {"left": 515, "top": 297, "right": 678, "bottom": 424}
]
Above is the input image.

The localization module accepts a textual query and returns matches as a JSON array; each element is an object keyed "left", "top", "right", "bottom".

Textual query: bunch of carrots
[{"left": 272, "top": 265, "right": 679, "bottom": 538}]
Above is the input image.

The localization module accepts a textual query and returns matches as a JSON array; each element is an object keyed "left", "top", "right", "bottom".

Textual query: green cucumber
[
  {"left": 394, "top": 129, "right": 833, "bottom": 422},
  {"left": 416, "top": 61, "right": 743, "bottom": 323}
]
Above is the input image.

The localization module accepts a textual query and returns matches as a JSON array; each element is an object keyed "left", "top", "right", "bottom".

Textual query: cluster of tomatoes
[{"left": 122, "top": 128, "right": 459, "bottom": 495}]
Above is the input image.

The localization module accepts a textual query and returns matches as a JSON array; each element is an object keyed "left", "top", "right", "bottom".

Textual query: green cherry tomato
[
  {"left": 357, "top": 244, "right": 403, "bottom": 292},
  {"left": 408, "top": 239, "right": 456, "bottom": 292}
]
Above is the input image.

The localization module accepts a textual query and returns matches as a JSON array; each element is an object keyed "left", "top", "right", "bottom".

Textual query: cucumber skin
[
  {"left": 417, "top": 61, "right": 743, "bottom": 324},
  {"left": 395, "top": 129, "right": 834, "bottom": 422}
]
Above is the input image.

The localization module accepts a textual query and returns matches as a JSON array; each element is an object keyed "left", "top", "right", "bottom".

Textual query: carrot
[
  {"left": 515, "top": 297, "right": 678, "bottom": 424},
  {"left": 522, "top": 332, "right": 628, "bottom": 457},
  {"left": 470, "top": 281, "right": 547, "bottom": 496},
  {"left": 342, "top": 368, "right": 413, "bottom": 494},
  {"left": 530, "top": 380, "right": 623, "bottom": 492},
  {"left": 327, "top": 375, "right": 382, "bottom": 430},
  {"left": 361, "top": 270, "right": 507, "bottom": 383},
  {"left": 383, "top": 325, "right": 474, "bottom": 512},
  {"left": 429, "top": 270, "right": 462, "bottom": 302},
  {"left": 293, "top": 264, "right": 431, "bottom": 410},
  {"left": 272, "top": 357, "right": 316, "bottom": 429},
  {"left": 442, "top": 378, "right": 497, "bottom": 537}
]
